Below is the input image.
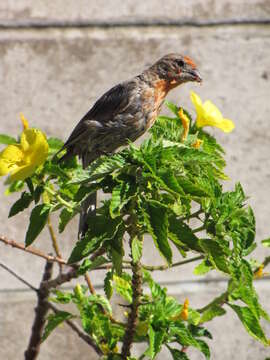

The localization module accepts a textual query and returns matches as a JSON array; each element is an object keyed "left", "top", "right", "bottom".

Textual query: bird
[{"left": 58, "top": 53, "right": 202, "bottom": 236}]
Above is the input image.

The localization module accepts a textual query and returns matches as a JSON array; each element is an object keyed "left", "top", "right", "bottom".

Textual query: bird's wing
[{"left": 63, "top": 82, "right": 132, "bottom": 148}]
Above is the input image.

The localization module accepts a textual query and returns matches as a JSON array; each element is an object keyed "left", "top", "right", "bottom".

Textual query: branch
[
  {"left": 0, "top": 258, "right": 102, "bottom": 354},
  {"left": 121, "top": 218, "right": 143, "bottom": 358},
  {"left": 47, "top": 215, "right": 63, "bottom": 273},
  {"left": 142, "top": 255, "right": 204, "bottom": 271},
  {"left": 0, "top": 235, "right": 66, "bottom": 264},
  {"left": 24, "top": 260, "right": 54, "bottom": 360},
  {"left": 48, "top": 302, "right": 102, "bottom": 355}
]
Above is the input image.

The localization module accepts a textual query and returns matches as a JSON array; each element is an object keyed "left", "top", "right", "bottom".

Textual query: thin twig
[
  {"left": 47, "top": 215, "right": 63, "bottom": 273},
  {"left": 0, "top": 258, "right": 102, "bottom": 354},
  {"left": 0, "top": 235, "right": 66, "bottom": 264},
  {"left": 0, "top": 262, "right": 37, "bottom": 292},
  {"left": 95, "top": 255, "right": 204, "bottom": 271},
  {"left": 24, "top": 260, "right": 54, "bottom": 359},
  {"left": 142, "top": 255, "right": 204, "bottom": 271},
  {"left": 48, "top": 302, "right": 102, "bottom": 355},
  {"left": 84, "top": 273, "right": 96, "bottom": 295}
]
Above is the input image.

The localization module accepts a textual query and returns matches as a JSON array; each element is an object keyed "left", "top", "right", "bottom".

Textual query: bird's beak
[{"left": 188, "top": 69, "right": 202, "bottom": 83}]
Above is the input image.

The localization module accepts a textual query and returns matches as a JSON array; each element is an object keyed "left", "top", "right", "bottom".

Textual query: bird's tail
[{"left": 79, "top": 191, "right": 97, "bottom": 237}]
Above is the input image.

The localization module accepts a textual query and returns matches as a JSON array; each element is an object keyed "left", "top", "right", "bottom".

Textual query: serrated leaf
[
  {"left": 229, "top": 304, "right": 268, "bottom": 345},
  {"left": 199, "top": 239, "right": 229, "bottom": 273},
  {"left": 113, "top": 274, "right": 132, "bottom": 303},
  {"left": 167, "top": 347, "right": 190, "bottom": 360},
  {"left": 0, "top": 134, "right": 17, "bottom": 145},
  {"left": 42, "top": 311, "right": 74, "bottom": 341},
  {"left": 169, "top": 216, "right": 201, "bottom": 252},
  {"left": 25, "top": 204, "right": 51, "bottom": 246},
  {"left": 9, "top": 191, "right": 33, "bottom": 217},
  {"left": 193, "top": 260, "right": 212, "bottom": 276},
  {"left": 131, "top": 236, "right": 143, "bottom": 262},
  {"left": 68, "top": 214, "right": 122, "bottom": 263},
  {"left": 196, "top": 339, "right": 210, "bottom": 360},
  {"left": 200, "top": 304, "right": 226, "bottom": 323},
  {"left": 77, "top": 256, "right": 108, "bottom": 275},
  {"left": 145, "top": 325, "right": 165, "bottom": 359},
  {"left": 59, "top": 208, "right": 75, "bottom": 233},
  {"left": 145, "top": 200, "right": 172, "bottom": 265},
  {"left": 104, "top": 271, "right": 113, "bottom": 299}
]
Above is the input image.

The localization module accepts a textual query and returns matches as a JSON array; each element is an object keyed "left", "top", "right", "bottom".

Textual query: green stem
[
  {"left": 44, "top": 186, "right": 74, "bottom": 209},
  {"left": 142, "top": 255, "right": 204, "bottom": 271}
]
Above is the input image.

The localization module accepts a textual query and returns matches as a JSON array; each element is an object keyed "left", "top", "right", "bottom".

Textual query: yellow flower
[
  {"left": 192, "top": 139, "right": 203, "bottom": 149},
  {"left": 190, "top": 91, "right": 235, "bottom": 133},
  {"left": 0, "top": 114, "right": 48, "bottom": 182},
  {"left": 178, "top": 108, "right": 190, "bottom": 141},
  {"left": 180, "top": 298, "right": 189, "bottom": 320},
  {"left": 254, "top": 264, "right": 269, "bottom": 279}
]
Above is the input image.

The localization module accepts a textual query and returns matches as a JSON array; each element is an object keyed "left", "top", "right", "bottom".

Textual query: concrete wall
[{"left": 0, "top": 1, "right": 270, "bottom": 359}]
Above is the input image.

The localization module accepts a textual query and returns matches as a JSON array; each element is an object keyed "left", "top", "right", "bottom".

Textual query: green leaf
[
  {"left": 167, "top": 347, "right": 190, "bottom": 360},
  {"left": 229, "top": 304, "right": 268, "bottom": 345},
  {"left": 145, "top": 200, "right": 172, "bottom": 265},
  {"left": 42, "top": 311, "right": 74, "bottom": 341},
  {"left": 199, "top": 239, "right": 229, "bottom": 273},
  {"left": 262, "top": 238, "right": 270, "bottom": 247},
  {"left": 68, "top": 213, "right": 122, "bottom": 263},
  {"left": 193, "top": 260, "right": 212, "bottom": 276},
  {"left": 77, "top": 256, "right": 108, "bottom": 275},
  {"left": 196, "top": 339, "right": 210, "bottom": 360},
  {"left": 8, "top": 192, "right": 33, "bottom": 217},
  {"left": 104, "top": 271, "right": 113, "bottom": 299},
  {"left": 145, "top": 325, "right": 165, "bottom": 359},
  {"left": 200, "top": 305, "right": 226, "bottom": 323},
  {"left": 113, "top": 274, "right": 132, "bottom": 303},
  {"left": 165, "top": 101, "right": 180, "bottom": 116},
  {"left": 169, "top": 216, "right": 201, "bottom": 252},
  {"left": 25, "top": 204, "right": 51, "bottom": 246},
  {"left": 0, "top": 134, "right": 17, "bottom": 145},
  {"left": 59, "top": 208, "right": 75, "bottom": 233},
  {"left": 47, "top": 137, "right": 64, "bottom": 154},
  {"left": 50, "top": 290, "right": 73, "bottom": 304},
  {"left": 131, "top": 236, "right": 143, "bottom": 262}
]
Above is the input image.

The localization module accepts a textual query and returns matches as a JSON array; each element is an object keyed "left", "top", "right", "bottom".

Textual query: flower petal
[
  {"left": 0, "top": 145, "right": 24, "bottom": 176},
  {"left": 217, "top": 118, "right": 235, "bottom": 133},
  {"left": 203, "top": 100, "right": 223, "bottom": 120},
  {"left": 21, "top": 128, "right": 48, "bottom": 165},
  {"left": 10, "top": 163, "right": 36, "bottom": 182}
]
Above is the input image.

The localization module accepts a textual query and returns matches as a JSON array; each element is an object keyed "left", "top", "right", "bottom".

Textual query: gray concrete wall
[{"left": 0, "top": 1, "right": 270, "bottom": 359}]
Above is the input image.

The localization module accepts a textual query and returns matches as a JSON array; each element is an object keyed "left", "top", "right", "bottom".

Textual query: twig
[
  {"left": 142, "top": 255, "right": 204, "bottom": 271},
  {"left": 24, "top": 260, "right": 54, "bottom": 359},
  {"left": 0, "top": 262, "right": 37, "bottom": 292},
  {"left": 0, "top": 235, "right": 66, "bottom": 264},
  {"left": 47, "top": 215, "right": 63, "bottom": 273},
  {"left": 84, "top": 273, "right": 96, "bottom": 295},
  {"left": 48, "top": 302, "right": 102, "bottom": 355},
  {"left": 0, "top": 261, "right": 101, "bottom": 353}
]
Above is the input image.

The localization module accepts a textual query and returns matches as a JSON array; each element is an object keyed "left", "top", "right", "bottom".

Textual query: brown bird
[{"left": 59, "top": 53, "right": 202, "bottom": 235}]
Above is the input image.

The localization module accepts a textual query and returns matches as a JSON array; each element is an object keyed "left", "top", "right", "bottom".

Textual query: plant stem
[
  {"left": 47, "top": 215, "right": 63, "bottom": 273},
  {"left": 84, "top": 273, "right": 96, "bottom": 295},
  {"left": 142, "top": 255, "right": 204, "bottom": 271},
  {"left": 44, "top": 186, "right": 74, "bottom": 210},
  {"left": 0, "top": 235, "right": 66, "bottom": 264},
  {"left": 24, "top": 260, "right": 53, "bottom": 360},
  {"left": 121, "top": 213, "right": 143, "bottom": 358}
]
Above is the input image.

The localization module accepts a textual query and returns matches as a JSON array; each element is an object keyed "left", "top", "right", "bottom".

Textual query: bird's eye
[{"left": 176, "top": 59, "right": 185, "bottom": 67}]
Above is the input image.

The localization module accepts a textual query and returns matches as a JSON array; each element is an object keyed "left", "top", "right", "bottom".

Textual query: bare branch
[
  {"left": 24, "top": 260, "right": 54, "bottom": 359},
  {"left": 0, "top": 235, "right": 66, "bottom": 264}
]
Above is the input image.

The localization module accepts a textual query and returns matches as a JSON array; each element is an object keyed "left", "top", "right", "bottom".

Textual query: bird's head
[{"left": 150, "top": 53, "right": 202, "bottom": 86}]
